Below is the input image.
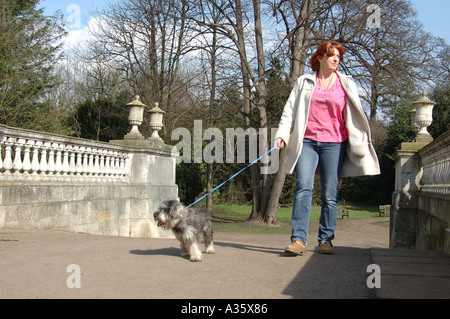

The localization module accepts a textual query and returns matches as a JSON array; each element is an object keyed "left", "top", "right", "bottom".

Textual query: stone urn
[
  {"left": 148, "top": 102, "right": 165, "bottom": 141},
  {"left": 124, "top": 95, "right": 146, "bottom": 140},
  {"left": 411, "top": 92, "right": 436, "bottom": 143},
  {"left": 409, "top": 108, "right": 420, "bottom": 135}
]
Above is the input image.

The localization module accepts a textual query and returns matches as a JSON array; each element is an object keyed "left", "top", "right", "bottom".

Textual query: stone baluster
[
  {"left": 105, "top": 150, "right": 111, "bottom": 177},
  {"left": 22, "top": 139, "right": 34, "bottom": 175},
  {"left": 0, "top": 136, "right": 5, "bottom": 172},
  {"left": 31, "top": 141, "right": 42, "bottom": 175},
  {"left": 99, "top": 150, "right": 106, "bottom": 176},
  {"left": 82, "top": 148, "right": 89, "bottom": 175},
  {"left": 39, "top": 142, "right": 51, "bottom": 175},
  {"left": 62, "top": 145, "right": 71, "bottom": 175},
  {"left": 47, "top": 143, "right": 57, "bottom": 175},
  {"left": 110, "top": 151, "right": 115, "bottom": 177},
  {"left": 120, "top": 153, "right": 126, "bottom": 176},
  {"left": 69, "top": 145, "right": 77, "bottom": 175},
  {"left": 12, "top": 138, "right": 25, "bottom": 175},
  {"left": 112, "top": 151, "right": 119, "bottom": 177},
  {"left": 55, "top": 143, "right": 64, "bottom": 175},
  {"left": 116, "top": 152, "right": 123, "bottom": 177},
  {"left": 3, "top": 137, "right": 14, "bottom": 175},
  {"left": 75, "top": 146, "right": 84, "bottom": 175},
  {"left": 116, "top": 153, "right": 122, "bottom": 177},
  {"left": 117, "top": 153, "right": 123, "bottom": 177},
  {"left": 121, "top": 153, "right": 128, "bottom": 177},
  {"left": 87, "top": 148, "right": 95, "bottom": 176},
  {"left": 93, "top": 148, "right": 100, "bottom": 177}
]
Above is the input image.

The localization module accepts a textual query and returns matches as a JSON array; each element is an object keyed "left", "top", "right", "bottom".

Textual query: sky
[{"left": 37, "top": 0, "right": 450, "bottom": 46}]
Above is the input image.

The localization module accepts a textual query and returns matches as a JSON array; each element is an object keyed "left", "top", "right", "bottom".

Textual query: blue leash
[{"left": 187, "top": 145, "right": 278, "bottom": 208}]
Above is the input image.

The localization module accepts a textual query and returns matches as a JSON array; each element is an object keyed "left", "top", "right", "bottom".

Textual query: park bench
[
  {"left": 339, "top": 207, "right": 349, "bottom": 219},
  {"left": 379, "top": 205, "right": 391, "bottom": 217}
]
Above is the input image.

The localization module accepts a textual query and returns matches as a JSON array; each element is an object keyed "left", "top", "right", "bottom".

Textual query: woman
[{"left": 274, "top": 40, "right": 380, "bottom": 255}]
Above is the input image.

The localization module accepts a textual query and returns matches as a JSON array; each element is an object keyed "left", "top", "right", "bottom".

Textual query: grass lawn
[{"left": 212, "top": 204, "right": 386, "bottom": 233}]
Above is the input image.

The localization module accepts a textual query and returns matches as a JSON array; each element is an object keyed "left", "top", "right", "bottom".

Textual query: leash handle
[{"left": 187, "top": 145, "right": 278, "bottom": 208}]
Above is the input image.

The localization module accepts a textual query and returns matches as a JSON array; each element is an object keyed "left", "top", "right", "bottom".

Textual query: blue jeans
[{"left": 291, "top": 139, "right": 346, "bottom": 246}]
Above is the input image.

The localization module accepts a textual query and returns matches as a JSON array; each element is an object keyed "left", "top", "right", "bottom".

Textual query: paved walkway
[
  {"left": 370, "top": 247, "right": 450, "bottom": 299},
  {"left": 0, "top": 218, "right": 448, "bottom": 299}
]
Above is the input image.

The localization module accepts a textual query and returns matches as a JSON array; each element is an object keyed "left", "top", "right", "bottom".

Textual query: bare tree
[
  {"left": 89, "top": 0, "right": 197, "bottom": 110},
  {"left": 317, "top": 0, "right": 443, "bottom": 120},
  {"left": 188, "top": 0, "right": 262, "bottom": 215}
]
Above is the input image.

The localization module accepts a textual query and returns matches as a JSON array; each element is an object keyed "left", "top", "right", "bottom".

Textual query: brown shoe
[
  {"left": 319, "top": 242, "right": 333, "bottom": 255},
  {"left": 285, "top": 240, "right": 306, "bottom": 255}
]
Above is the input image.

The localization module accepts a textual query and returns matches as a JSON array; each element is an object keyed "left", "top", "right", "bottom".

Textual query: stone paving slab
[{"left": 370, "top": 248, "right": 450, "bottom": 299}]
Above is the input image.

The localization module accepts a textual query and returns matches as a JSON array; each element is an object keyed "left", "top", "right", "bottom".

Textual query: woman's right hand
[{"left": 274, "top": 138, "right": 285, "bottom": 150}]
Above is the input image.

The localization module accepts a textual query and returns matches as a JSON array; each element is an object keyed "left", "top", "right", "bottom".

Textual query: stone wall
[
  {"left": 417, "top": 128, "right": 450, "bottom": 253},
  {"left": 391, "top": 125, "right": 450, "bottom": 255},
  {"left": 0, "top": 124, "right": 178, "bottom": 238}
]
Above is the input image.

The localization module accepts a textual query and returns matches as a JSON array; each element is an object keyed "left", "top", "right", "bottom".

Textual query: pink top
[{"left": 304, "top": 75, "right": 348, "bottom": 143}]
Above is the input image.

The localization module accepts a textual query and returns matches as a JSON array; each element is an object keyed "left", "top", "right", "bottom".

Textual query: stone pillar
[
  {"left": 111, "top": 96, "right": 178, "bottom": 238},
  {"left": 390, "top": 92, "right": 435, "bottom": 249},
  {"left": 391, "top": 142, "right": 426, "bottom": 248}
]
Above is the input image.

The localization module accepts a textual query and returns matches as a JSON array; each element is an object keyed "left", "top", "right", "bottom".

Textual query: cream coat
[{"left": 275, "top": 71, "right": 381, "bottom": 177}]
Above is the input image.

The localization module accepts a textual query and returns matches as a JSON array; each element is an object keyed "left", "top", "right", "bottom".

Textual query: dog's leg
[
  {"left": 180, "top": 242, "right": 189, "bottom": 256},
  {"left": 183, "top": 227, "right": 202, "bottom": 262},
  {"left": 175, "top": 233, "right": 189, "bottom": 257},
  {"left": 205, "top": 241, "right": 215, "bottom": 254},
  {"left": 189, "top": 241, "right": 203, "bottom": 262},
  {"left": 203, "top": 231, "right": 215, "bottom": 254},
  {"left": 203, "top": 223, "right": 215, "bottom": 254}
]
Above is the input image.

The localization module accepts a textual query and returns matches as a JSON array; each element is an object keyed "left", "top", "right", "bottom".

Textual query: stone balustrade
[
  {"left": 0, "top": 125, "right": 129, "bottom": 180},
  {"left": 417, "top": 126, "right": 450, "bottom": 254},
  {"left": 419, "top": 131, "right": 450, "bottom": 197},
  {"left": 0, "top": 124, "right": 178, "bottom": 238},
  {"left": 391, "top": 124, "right": 450, "bottom": 256}
]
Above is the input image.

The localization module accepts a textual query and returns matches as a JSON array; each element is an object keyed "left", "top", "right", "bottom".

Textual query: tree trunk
[
  {"left": 264, "top": 148, "right": 287, "bottom": 225},
  {"left": 234, "top": 0, "right": 261, "bottom": 218},
  {"left": 206, "top": 25, "right": 218, "bottom": 212},
  {"left": 250, "top": 0, "right": 272, "bottom": 221},
  {"left": 264, "top": 0, "right": 315, "bottom": 224}
]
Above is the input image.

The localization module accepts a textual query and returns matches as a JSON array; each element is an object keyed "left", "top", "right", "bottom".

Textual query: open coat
[{"left": 275, "top": 71, "right": 381, "bottom": 177}]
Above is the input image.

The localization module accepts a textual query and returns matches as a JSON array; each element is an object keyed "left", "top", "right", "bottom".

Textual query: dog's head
[{"left": 153, "top": 200, "right": 185, "bottom": 228}]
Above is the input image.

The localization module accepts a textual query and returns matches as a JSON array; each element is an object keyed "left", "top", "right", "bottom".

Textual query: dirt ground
[{"left": 0, "top": 217, "right": 390, "bottom": 299}]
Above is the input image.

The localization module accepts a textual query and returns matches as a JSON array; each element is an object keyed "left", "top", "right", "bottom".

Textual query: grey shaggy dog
[{"left": 153, "top": 200, "right": 215, "bottom": 262}]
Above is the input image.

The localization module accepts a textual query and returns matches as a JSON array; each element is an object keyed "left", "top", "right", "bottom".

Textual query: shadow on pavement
[
  {"left": 282, "top": 246, "right": 376, "bottom": 299},
  {"left": 129, "top": 247, "right": 180, "bottom": 257},
  {"left": 214, "top": 241, "right": 283, "bottom": 255}
]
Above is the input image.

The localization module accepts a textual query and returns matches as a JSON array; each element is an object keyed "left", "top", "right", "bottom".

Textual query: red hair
[{"left": 310, "top": 41, "right": 345, "bottom": 72}]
